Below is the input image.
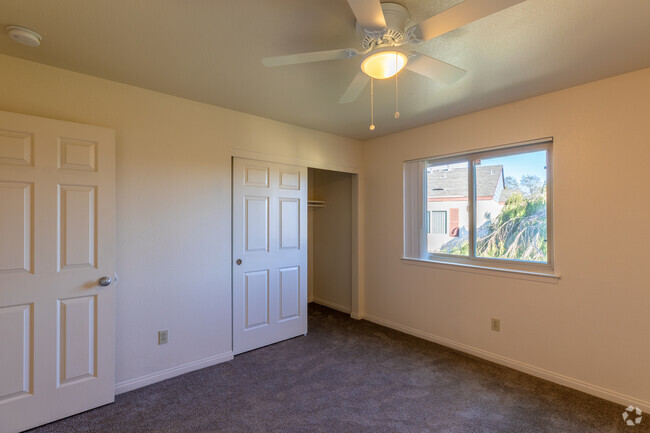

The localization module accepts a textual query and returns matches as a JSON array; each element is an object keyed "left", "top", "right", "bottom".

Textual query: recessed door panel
[
  {"left": 57, "top": 296, "right": 96, "bottom": 386},
  {"left": 245, "top": 271, "right": 269, "bottom": 329},
  {"left": 0, "top": 182, "right": 32, "bottom": 273},
  {"left": 244, "top": 165, "right": 269, "bottom": 187},
  {"left": 245, "top": 196, "right": 268, "bottom": 253},
  {"left": 0, "top": 304, "right": 32, "bottom": 402},
  {"left": 279, "top": 267, "right": 300, "bottom": 321},
  {"left": 279, "top": 169, "right": 300, "bottom": 190},
  {"left": 58, "top": 185, "right": 97, "bottom": 270},
  {"left": 279, "top": 198, "right": 300, "bottom": 249},
  {"left": 0, "top": 129, "right": 32, "bottom": 166},
  {"left": 58, "top": 138, "right": 97, "bottom": 171}
]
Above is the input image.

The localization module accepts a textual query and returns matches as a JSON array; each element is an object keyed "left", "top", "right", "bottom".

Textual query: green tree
[
  {"left": 440, "top": 190, "right": 547, "bottom": 262},
  {"left": 504, "top": 176, "right": 519, "bottom": 189},
  {"left": 520, "top": 174, "right": 543, "bottom": 197},
  {"left": 475, "top": 192, "right": 546, "bottom": 261}
]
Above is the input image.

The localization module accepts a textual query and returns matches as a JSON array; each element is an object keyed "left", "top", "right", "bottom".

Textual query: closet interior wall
[{"left": 308, "top": 168, "right": 353, "bottom": 314}]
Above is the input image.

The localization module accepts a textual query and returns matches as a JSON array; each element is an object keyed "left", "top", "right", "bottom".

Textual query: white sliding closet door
[{"left": 232, "top": 158, "right": 307, "bottom": 354}]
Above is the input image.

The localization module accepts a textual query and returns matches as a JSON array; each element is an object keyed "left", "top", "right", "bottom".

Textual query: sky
[{"left": 482, "top": 150, "right": 547, "bottom": 183}]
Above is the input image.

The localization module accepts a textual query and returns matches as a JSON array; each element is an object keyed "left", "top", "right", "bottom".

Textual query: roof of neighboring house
[
  {"left": 499, "top": 188, "right": 522, "bottom": 203},
  {"left": 428, "top": 165, "right": 503, "bottom": 198}
]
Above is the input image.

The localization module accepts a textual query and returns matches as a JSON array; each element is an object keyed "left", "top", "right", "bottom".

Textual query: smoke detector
[{"left": 6, "top": 26, "right": 42, "bottom": 47}]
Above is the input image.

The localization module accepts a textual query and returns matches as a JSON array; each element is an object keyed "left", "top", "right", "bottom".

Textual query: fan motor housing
[{"left": 357, "top": 3, "right": 409, "bottom": 49}]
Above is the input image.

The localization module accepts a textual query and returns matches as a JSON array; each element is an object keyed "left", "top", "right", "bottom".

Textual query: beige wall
[
  {"left": 0, "top": 53, "right": 362, "bottom": 392},
  {"left": 311, "top": 169, "right": 353, "bottom": 313},
  {"left": 3, "top": 50, "right": 649, "bottom": 410},
  {"left": 361, "top": 67, "right": 650, "bottom": 409}
]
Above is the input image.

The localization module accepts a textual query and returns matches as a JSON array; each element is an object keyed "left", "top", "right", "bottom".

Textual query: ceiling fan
[{"left": 262, "top": 0, "right": 526, "bottom": 109}]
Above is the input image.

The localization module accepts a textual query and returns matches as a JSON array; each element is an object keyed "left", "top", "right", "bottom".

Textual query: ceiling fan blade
[
  {"left": 408, "top": 0, "right": 526, "bottom": 42},
  {"left": 262, "top": 48, "right": 359, "bottom": 67},
  {"left": 405, "top": 54, "right": 467, "bottom": 85},
  {"left": 339, "top": 72, "right": 370, "bottom": 104},
  {"left": 347, "top": 0, "right": 387, "bottom": 31}
]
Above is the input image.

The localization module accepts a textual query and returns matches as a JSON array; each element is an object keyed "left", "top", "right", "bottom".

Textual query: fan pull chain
[
  {"left": 394, "top": 52, "right": 400, "bottom": 119},
  {"left": 394, "top": 72, "right": 400, "bottom": 119},
  {"left": 369, "top": 78, "right": 375, "bottom": 131}
]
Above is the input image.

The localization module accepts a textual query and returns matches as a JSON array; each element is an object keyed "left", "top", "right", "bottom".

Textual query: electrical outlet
[
  {"left": 491, "top": 318, "right": 500, "bottom": 332},
  {"left": 158, "top": 330, "right": 168, "bottom": 345}
]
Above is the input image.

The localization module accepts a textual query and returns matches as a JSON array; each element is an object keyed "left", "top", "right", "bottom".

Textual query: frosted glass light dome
[{"left": 361, "top": 51, "right": 407, "bottom": 79}]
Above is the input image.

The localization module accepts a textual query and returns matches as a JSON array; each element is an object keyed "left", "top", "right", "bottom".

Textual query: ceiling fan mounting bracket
[
  {"left": 363, "top": 28, "right": 387, "bottom": 40},
  {"left": 358, "top": 2, "right": 409, "bottom": 50},
  {"left": 405, "top": 27, "right": 423, "bottom": 44},
  {"left": 363, "top": 28, "right": 404, "bottom": 50}
]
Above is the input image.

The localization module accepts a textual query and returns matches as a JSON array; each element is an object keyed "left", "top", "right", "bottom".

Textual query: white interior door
[
  {"left": 232, "top": 158, "right": 307, "bottom": 354},
  {"left": 0, "top": 110, "right": 115, "bottom": 433}
]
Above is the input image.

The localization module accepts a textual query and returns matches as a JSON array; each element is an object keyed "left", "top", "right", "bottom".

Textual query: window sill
[{"left": 400, "top": 257, "right": 560, "bottom": 284}]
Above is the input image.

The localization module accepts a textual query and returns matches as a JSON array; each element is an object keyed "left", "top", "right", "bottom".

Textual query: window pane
[
  {"left": 474, "top": 150, "right": 547, "bottom": 263},
  {"left": 427, "top": 162, "right": 469, "bottom": 255}
]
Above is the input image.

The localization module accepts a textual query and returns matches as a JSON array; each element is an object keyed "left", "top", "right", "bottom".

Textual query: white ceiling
[{"left": 1, "top": 0, "right": 650, "bottom": 140}]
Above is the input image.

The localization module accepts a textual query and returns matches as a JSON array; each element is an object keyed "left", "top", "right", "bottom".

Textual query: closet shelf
[{"left": 308, "top": 200, "right": 326, "bottom": 208}]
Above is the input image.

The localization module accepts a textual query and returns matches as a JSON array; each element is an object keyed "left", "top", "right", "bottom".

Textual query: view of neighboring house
[{"left": 426, "top": 164, "right": 520, "bottom": 253}]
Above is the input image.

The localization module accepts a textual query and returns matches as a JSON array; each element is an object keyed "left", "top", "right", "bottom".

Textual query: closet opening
[{"left": 308, "top": 168, "right": 357, "bottom": 315}]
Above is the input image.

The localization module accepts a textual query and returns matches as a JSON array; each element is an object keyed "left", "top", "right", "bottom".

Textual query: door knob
[
  {"left": 236, "top": 259, "right": 242, "bottom": 265},
  {"left": 98, "top": 276, "right": 112, "bottom": 286}
]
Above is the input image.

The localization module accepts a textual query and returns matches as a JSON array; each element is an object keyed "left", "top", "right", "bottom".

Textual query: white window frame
[{"left": 406, "top": 138, "right": 554, "bottom": 275}]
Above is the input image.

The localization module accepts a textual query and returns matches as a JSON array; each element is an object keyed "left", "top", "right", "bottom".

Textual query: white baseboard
[
  {"left": 350, "top": 312, "right": 364, "bottom": 320},
  {"left": 312, "top": 297, "right": 351, "bottom": 314},
  {"left": 114, "top": 351, "right": 234, "bottom": 395},
  {"left": 362, "top": 313, "right": 650, "bottom": 413}
]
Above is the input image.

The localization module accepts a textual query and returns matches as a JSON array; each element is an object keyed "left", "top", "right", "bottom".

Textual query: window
[
  {"left": 429, "top": 211, "right": 447, "bottom": 234},
  {"left": 404, "top": 139, "right": 553, "bottom": 272}
]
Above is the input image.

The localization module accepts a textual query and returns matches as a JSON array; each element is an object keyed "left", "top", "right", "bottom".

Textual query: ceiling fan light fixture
[{"left": 361, "top": 50, "right": 407, "bottom": 79}]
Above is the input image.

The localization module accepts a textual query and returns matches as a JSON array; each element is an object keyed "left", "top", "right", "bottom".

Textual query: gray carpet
[{"left": 28, "top": 304, "right": 640, "bottom": 432}]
